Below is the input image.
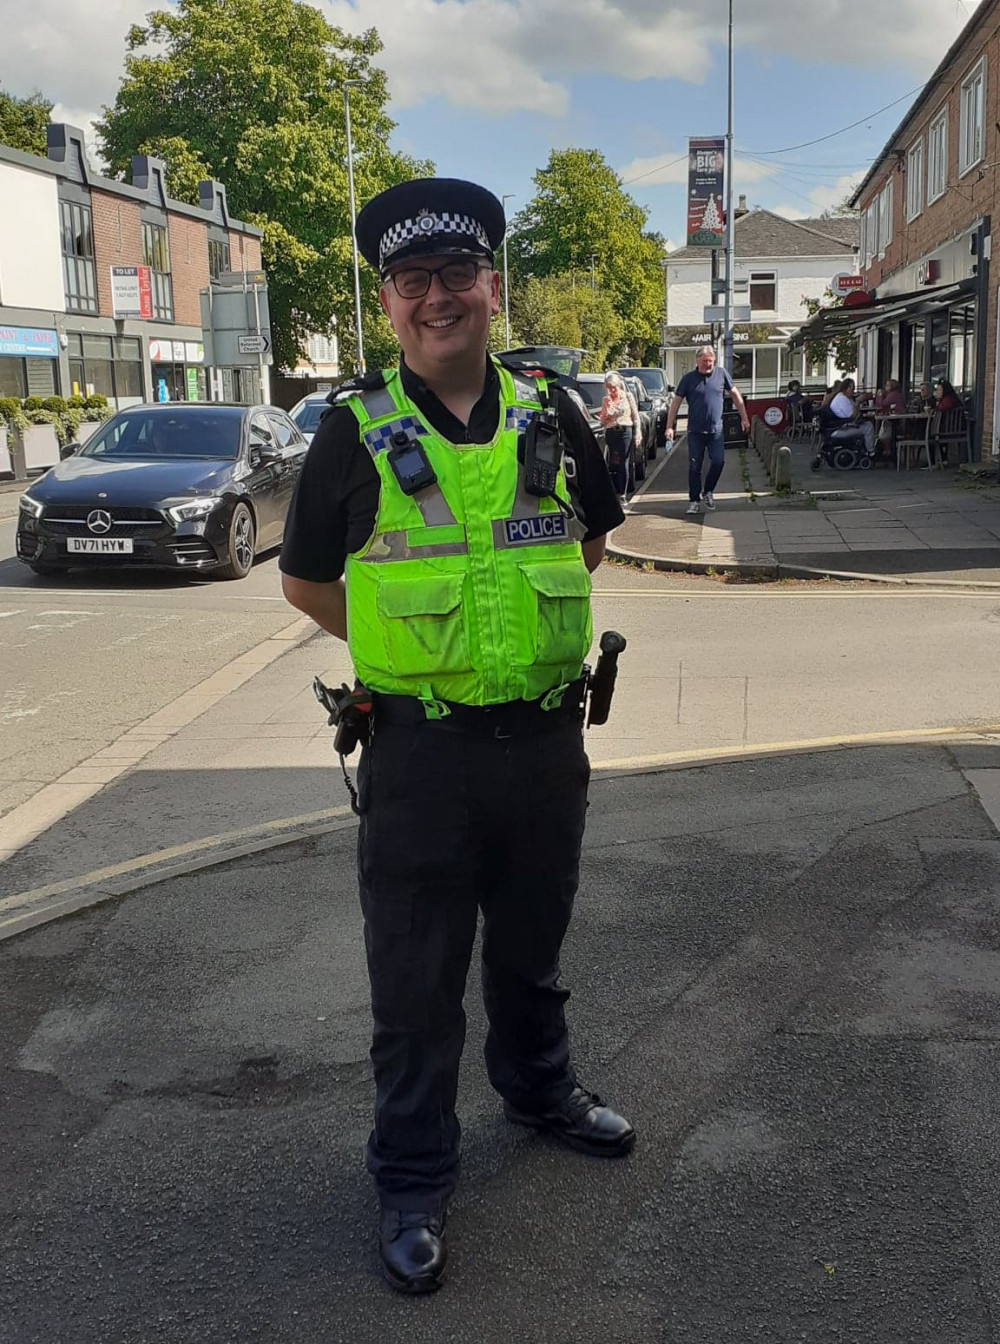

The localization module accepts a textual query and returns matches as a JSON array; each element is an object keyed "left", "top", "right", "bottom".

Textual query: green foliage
[
  {"left": 22, "top": 396, "right": 44, "bottom": 412},
  {"left": 24, "top": 408, "right": 68, "bottom": 444},
  {"left": 509, "top": 149, "right": 664, "bottom": 364},
  {"left": 509, "top": 272, "right": 625, "bottom": 372},
  {"left": 0, "top": 397, "right": 25, "bottom": 427},
  {"left": 42, "top": 395, "right": 68, "bottom": 414},
  {"left": 96, "top": 0, "right": 431, "bottom": 372},
  {"left": 801, "top": 291, "right": 858, "bottom": 375},
  {"left": 67, "top": 395, "right": 87, "bottom": 410},
  {"left": 0, "top": 86, "right": 52, "bottom": 157},
  {"left": 83, "top": 393, "right": 108, "bottom": 410}
]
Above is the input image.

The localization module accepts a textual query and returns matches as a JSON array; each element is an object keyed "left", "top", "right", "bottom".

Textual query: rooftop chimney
[{"left": 735, "top": 194, "right": 749, "bottom": 218}]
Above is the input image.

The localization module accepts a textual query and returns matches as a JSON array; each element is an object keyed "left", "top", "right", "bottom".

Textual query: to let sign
[
  {"left": 111, "top": 266, "right": 153, "bottom": 319},
  {"left": 687, "top": 137, "right": 726, "bottom": 248}
]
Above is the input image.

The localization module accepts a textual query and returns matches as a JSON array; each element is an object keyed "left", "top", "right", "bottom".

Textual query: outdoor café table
[{"left": 869, "top": 410, "right": 934, "bottom": 470}]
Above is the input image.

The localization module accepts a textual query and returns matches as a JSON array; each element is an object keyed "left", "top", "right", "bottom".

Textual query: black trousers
[{"left": 356, "top": 714, "right": 590, "bottom": 1211}]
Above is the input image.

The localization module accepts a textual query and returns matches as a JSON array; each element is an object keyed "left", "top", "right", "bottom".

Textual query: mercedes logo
[{"left": 87, "top": 509, "right": 112, "bottom": 535}]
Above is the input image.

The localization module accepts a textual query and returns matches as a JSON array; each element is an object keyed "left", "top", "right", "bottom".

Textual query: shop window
[
  {"left": 731, "top": 349, "right": 753, "bottom": 388},
  {"left": 749, "top": 272, "right": 776, "bottom": 312},
  {"left": 60, "top": 200, "right": 97, "bottom": 314},
  {"left": 755, "top": 345, "right": 779, "bottom": 395},
  {"left": 906, "top": 139, "right": 923, "bottom": 221},
  {"left": 927, "top": 109, "right": 948, "bottom": 203},
  {"left": 0, "top": 358, "right": 27, "bottom": 398},
  {"left": 949, "top": 305, "right": 976, "bottom": 395},
  {"left": 960, "top": 57, "right": 986, "bottom": 176},
  {"left": 929, "top": 312, "right": 950, "bottom": 383},
  {"left": 208, "top": 237, "right": 231, "bottom": 279},
  {"left": 142, "top": 222, "right": 174, "bottom": 320}
]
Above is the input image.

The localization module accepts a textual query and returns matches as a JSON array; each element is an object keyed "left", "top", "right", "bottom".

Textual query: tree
[
  {"left": 508, "top": 273, "right": 624, "bottom": 371},
  {"left": 0, "top": 87, "right": 52, "bottom": 157},
  {"left": 509, "top": 149, "right": 664, "bottom": 364},
  {"left": 801, "top": 291, "right": 858, "bottom": 374},
  {"left": 96, "top": 0, "right": 430, "bottom": 371}
]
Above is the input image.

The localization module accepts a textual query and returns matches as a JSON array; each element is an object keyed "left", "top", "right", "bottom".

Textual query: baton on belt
[{"left": 586, "top": 630, "right": 627, "bottom": 727}]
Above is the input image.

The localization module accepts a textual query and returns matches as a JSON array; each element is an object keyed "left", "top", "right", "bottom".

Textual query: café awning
[{"left": 789, "top": 279, "right": 976, "bottom": 349}]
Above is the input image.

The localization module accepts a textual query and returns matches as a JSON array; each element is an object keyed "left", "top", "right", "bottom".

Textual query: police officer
[{"left": 280, "top": 178, "right": 634, "bottom": 1295}]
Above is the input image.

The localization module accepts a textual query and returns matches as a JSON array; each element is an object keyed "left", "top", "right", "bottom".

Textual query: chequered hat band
[{"left": 379, "top": 212, "right": 491, "bottom": 268}]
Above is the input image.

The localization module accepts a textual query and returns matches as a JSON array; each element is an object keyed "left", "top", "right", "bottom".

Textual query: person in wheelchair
[{"left": 827, "top": 377, "right": 875, "bottom": 453}]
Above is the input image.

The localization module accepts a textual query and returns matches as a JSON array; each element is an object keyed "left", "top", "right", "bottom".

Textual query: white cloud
[
  {"left": 617, "top": 150, "right": 781, "bottom": 188},
  {"left": 771, "top": 205, "right": 809, "bottom": 221},
  {"left": 0, "top": 0, "right": 983, "bottom": 132},
  {"left": 804, "top": 172, "right": 866, "bottom": 215}
]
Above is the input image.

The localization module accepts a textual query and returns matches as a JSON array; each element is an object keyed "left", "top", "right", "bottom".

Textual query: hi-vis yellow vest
[{"left": 343, "top": 359, "right": 592, "bottom": 706}]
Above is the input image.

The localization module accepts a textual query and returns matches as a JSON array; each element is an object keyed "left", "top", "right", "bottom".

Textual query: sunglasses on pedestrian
[{"left": 385, "top": 259, "right": 490, "bottom": 299}]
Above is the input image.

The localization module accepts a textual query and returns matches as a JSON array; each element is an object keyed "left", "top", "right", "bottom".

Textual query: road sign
[
  {"left": 238, "top": 334, "right": 270, "bottom": 355},
  {"left": 703, "top": 305, "right": 752, "bottom": 323}
]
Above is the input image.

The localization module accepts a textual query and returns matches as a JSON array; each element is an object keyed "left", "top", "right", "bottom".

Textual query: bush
[
  {"left": 67, "top": 395, "right": 86, "bottom": 410},
  {"left": 83, "top": 393, "right": 108, "bottom": 410},
  {"left": 0, "top": 396, "right": 23, "bottom": 427},
  {"left": 42, "top": 395, "right": 68, "bottom": 414},
  {"left": 22, "top": 396, "right": 44, "bottom": 411}
]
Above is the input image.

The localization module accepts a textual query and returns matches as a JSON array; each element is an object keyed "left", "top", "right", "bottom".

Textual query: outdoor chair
[
  {"left": 786, "top": 399, "right": 803, "bottom": 440},
  {"left": 929, "top": 407, "right": 971, "bottom": 466},
  {"left": 895, "top": 413, "right": 931, "bottom": 471}
]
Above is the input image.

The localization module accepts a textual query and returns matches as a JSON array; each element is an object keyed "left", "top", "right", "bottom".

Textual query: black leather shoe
[
  {"left": 378, "top": 1208, "right": 447, "bottom": 1294},
  {"left": 504, "top": 1086, "right": 636, "bottom": 1157}
]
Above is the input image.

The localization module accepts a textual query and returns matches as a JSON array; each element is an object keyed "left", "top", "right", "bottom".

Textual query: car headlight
[
  {"left": 19, "top": 493, "right": 44, "bottom": 519},
  {"left": 165, "top": 496, "right": 223, "bottom": 523}
]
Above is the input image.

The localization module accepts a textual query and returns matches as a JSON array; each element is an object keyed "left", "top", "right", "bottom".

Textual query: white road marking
[
  {"left": 39, "top": 609, "right": 101, "bottom": 616},
  {"left": 0, "top": 611, "right": 24, "bottom": 618}
]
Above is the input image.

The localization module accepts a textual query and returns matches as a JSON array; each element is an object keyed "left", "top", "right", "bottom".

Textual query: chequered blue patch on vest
[
  {"left": 362, "top": 416, "right": 429, "bottom": 456},
  {"left": 503, "top": 514, "right": 569, "bottom": 546},
  {"left": 505, "top": 406, "right": 537, "bottom": 434}
]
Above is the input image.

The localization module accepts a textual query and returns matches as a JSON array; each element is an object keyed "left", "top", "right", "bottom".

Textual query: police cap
[{"left": 355, "top": 178, "right": 506, "bottom": 276}]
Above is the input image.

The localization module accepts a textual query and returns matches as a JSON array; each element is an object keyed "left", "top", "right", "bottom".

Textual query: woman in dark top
[{"left": 934, "top": 379, "right": 961, "bottom": 411}]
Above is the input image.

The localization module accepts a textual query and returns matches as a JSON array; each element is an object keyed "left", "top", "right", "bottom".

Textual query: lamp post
[
  {"left": 343, "top": 78, "right": 366, "bottom": 374},
  {"left": 722, "top": 0, "right": 735, "bottom": 375},
  {"left": 501, "top": 193, "right": 515, "bottom": 348}
]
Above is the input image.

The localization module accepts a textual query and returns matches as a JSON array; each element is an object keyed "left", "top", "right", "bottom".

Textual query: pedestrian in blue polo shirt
[{"left": 665, "top": 345, "right": 750, "bottom": 515}]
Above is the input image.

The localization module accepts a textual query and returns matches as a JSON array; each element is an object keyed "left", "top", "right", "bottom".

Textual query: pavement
[
  {"left": 6, "top": 739, "right": 1000, "bottom": 1339},
  {"left": 613, "top": 433, "right": 1000, "bottom": 586}
]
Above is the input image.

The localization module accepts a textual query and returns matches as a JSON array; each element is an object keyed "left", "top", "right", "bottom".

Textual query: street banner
[{"left": 687, "top": 138, "right": 726, "bottom": 247}]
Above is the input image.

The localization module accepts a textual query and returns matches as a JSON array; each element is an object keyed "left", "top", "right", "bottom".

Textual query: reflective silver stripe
[
  {"left": 418, "top": 490, "right": 457, "bottom": 527},
  {"left": 356, "top": 530, "right": 469, "bottom": 563},
  {"left": 512, "top": 374, "right": 541, "bottom": 402},
  {"left": 357, "top": 387, "right": 397, "bottom": 422},
  {"left": 357, "top": 410, "right": 460, "bottom": 527}
]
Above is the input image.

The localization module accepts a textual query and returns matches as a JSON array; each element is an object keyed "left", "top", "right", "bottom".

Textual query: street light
[
  {"left": 343, "top": 78, "right": 366, "bottom": 374},
  {"left": 722, "top": 0, "right": 735, "bottom": 375},
  {"left": 501, "top": 193, "right": 515, "bottom": 348}
]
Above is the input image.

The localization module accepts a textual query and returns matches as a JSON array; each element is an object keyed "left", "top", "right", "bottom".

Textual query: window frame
[
  {"left": 927, "top": 107, "right": 949, "bottom": 204},
  {"left": 59, "top": 199, "right": 98, "bottom": 315},
  {"left": 208, "top": 236, "right": 231, "bottom": 280},
  {"left": 959, "top": 56, "right": 987, "bottom": 177},
  {"left": 878, "top": 178, "right": 893, "bottom": 256},
  {"left": 906, "top": 138, "right": 924, "bottom": 221},
  {"left": 749, "top": 270, "right": 777, "bottom": 313}
]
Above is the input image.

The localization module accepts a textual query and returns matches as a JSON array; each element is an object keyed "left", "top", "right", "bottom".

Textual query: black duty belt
[{"left": 371, "top": 678, "right": 587, "bottom": 737}]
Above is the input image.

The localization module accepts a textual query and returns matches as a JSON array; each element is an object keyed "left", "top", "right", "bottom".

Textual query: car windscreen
[
  {"left": 81, "top": 408, "right": 245, "bottom": 460},
  {"left": 576, "top": 382, "right": 604, "bottom": 411},
  {"left": 620, "top": 369, "right": 667, "bottom": 395},
  {"left": 291, "top": 400, "right": 329, "bottom": 433}
]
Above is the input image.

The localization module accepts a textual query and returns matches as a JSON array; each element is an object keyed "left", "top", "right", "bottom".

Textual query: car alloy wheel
[{"left": 216, "top": 502, "right": 256, "bottom": 580}]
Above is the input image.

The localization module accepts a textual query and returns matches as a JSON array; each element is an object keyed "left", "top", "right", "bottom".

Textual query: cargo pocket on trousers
[{"left": 376, "top": 574, "right": 468, "bottom": 676}]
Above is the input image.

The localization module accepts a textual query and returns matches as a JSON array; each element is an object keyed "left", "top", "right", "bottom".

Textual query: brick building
[
  {"left": 806, "top": 0, "right": 998, "bottom": 459},
  {"left": 0, "top": 124, "right": 266, "bottom": 415}
]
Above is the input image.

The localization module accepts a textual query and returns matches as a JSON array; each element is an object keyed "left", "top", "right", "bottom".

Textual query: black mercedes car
[{"left": 16, "top": 403, "right": 307, "bottom": 580}]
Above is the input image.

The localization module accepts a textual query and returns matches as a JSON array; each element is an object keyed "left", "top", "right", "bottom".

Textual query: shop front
[
  {"left": 0, "top": 325, "right": 59, "bottom": 399},
  {"left": 663, "top": 323, "right": 830, "bottom": 397},
  {"left": 149, "top": 338, "right": 207, "bottom": 403},
  {"left": 67, "top": 332, "right": 144, "bottom": 408}
]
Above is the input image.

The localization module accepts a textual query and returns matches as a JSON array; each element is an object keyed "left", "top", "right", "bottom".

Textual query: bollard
[
  {"left": 775, "top": 444, "right": 792, "bottom": 490},
  {"left": 769, "top": 438, "right": 780, "bottom": 481}
]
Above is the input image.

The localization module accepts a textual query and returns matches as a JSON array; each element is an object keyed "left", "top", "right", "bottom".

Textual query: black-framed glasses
[{"left": 387, "top": 259, "right": 489, "bottom": 299}]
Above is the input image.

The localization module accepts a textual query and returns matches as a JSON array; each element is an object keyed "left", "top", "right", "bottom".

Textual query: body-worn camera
[{"left": 387, "top": 431, "right": 437, "bottom": 496}]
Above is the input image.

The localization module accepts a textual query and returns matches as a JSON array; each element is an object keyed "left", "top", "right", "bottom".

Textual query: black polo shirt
[{"left": 279, "top": 358, "right": 623, "bottom": 584}]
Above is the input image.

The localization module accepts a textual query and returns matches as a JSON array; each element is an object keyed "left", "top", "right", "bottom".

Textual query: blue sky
[{"left": 0, "top": 0, "right": 983, "bottom": 244}]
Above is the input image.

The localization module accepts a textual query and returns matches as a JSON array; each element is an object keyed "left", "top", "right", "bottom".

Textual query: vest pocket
[
  {"left": 376, "top": 574, "right": 469, "bottom": 674},
  {"left": 519, "top": 561, "right": 592, "bottom": 664}
]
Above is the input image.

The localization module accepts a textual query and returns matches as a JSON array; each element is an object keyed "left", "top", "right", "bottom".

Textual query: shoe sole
[
  {"left": 504, "top": 1107, "right": 637, "bottom": 1157},
  {"left": 379, "top": 1257, "right": 445, "bottom": 1294}
]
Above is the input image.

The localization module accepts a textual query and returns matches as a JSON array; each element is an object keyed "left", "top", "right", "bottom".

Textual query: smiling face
[{"left": 379, "top": 253, "right": 501, "bottom": 378}]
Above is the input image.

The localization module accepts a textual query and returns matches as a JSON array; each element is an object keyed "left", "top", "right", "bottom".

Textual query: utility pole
[
  {"left": 501, "top": 193, "right": 515, "bottom": 348},
  {"left": 722, "top": 0, "right": 735, "bottom": 374},
  {"left": 343, "top": 79, "right": 366, "bottom": 374}
]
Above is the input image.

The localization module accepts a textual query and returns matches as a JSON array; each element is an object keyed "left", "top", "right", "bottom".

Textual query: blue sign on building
[{"left": 0, "top": 326, "right": 59, "bottom": 358}]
